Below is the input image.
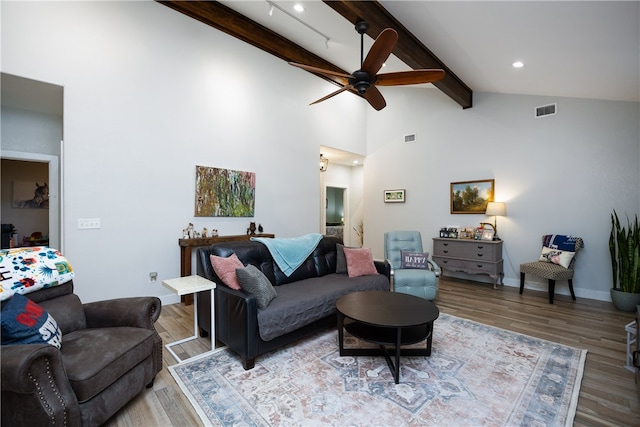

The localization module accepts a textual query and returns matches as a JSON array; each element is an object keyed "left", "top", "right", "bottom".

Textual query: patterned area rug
[{"left": 169, "top": 313, "right": 586, "bottom": 427}]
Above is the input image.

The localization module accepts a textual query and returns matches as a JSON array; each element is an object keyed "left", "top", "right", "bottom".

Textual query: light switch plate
[{"left": 78, "top": 218, "right": 101, "bottom": 229}]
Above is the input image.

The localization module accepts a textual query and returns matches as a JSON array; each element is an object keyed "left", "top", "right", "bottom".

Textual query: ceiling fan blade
[
  {"left": 375, "top": 69, "right": 445, "bottom": 86},
  {"left": 310, "top": 86, "right": 352, "bottom": 105},
  {"left": 362, "top": 86, "right": 387, "bottom": 111},
  {"left": 289, "top": 62, "right": 352, "bottom": 82},
  {"left": 361, "top": 28, "right": 398, "bottom": 76}
]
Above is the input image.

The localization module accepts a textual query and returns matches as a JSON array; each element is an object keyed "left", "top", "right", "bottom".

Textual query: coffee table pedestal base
[{"left": 338, "top": 315, "right": 434, "bottom": 384}]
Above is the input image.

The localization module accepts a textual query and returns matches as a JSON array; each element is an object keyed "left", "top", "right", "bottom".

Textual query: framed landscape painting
[{"left": 450, "top": 179, "right": 494, "bottom": 214}]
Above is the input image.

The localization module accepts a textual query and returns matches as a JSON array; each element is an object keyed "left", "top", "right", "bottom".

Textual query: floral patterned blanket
[{"left": 0, "top": 247, "right": 74, "bottom": 302}]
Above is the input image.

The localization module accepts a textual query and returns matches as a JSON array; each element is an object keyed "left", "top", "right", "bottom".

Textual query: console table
[
  {"left": 178, "top": 233, "right": 275, "bottom": 303},
  {"left": 178, "top": 234, "right": 275, "bottom": 277},
  {"left": 432, "top": 238, "right": 504, "bottom": 289}
]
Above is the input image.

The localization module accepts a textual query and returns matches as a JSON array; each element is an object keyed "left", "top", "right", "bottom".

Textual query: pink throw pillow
[
  {"left": 343, "top": 247, "right": 378, "bottom": 278},
  {"left": 210, "top": 253, "right": 244, "bottom": 290}
]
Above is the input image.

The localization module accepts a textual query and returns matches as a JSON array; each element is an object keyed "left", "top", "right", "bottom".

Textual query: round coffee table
[{"left": 336, "top": 290, "right": 439, "bottom": 384}]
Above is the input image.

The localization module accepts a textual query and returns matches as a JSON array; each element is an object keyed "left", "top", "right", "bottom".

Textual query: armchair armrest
[
  {"left": 427, "top": 259, "right": 441, "bottom": 277},
  {"left": 1, "top": 344, "right": 81, "bottom": 426},
  {"left": 83, "top": 297, "right": 161, "bottom": 329},
  {"left": 374, "top": 259, "right": 391, "bottom": 279}
]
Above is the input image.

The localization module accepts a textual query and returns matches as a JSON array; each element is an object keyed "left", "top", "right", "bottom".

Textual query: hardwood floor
[{"left": 104, "top": 278, "right": 639, "bottom": 426}]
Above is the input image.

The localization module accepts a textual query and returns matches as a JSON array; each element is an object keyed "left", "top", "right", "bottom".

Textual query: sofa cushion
[
  {"left": 236, "top": 265, "right": 277, "bottom": 309},
  {"left": 1, "top": 293, "right": 62, "bottom": 348},
  {"left": 210, "top": 253, "right": 244, "bottom": 290},
  {"left": 61, "top": 327, "right": 155, "bottom": 403},
  {"left": 39, "top": 293, "right": 87, "bottom": 334},
  {"left": 343, "top": 247, "right": 378, "bottom": 277},
  {"left": 256, "top": 273, "right": 389, "bottom": 341}
]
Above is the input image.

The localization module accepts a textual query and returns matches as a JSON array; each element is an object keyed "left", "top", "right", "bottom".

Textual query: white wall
[
  {"left": 1, "top": 1, "right": 366, "bottom": 303},
  {"left": 364, "top": 87, "right": 640, "bottom": 301},
  {"left": 3, "top": 1, "right": 638, "bottom": 304}
]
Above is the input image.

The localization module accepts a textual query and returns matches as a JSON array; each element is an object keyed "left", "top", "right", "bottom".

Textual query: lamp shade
[{"left": 485, "top": 202, "right": 506, "bottom": 217}]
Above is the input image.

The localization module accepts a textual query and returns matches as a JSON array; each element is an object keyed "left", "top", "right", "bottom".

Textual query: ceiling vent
[
  {"left": 403, "top": 133, "right": 417, "bottom": 143},
  {"left": 535, "top": 103, "right": 557, "bottom": 118}
]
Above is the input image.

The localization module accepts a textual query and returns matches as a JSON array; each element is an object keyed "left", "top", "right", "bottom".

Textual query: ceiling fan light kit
[{"left": 289, "top": 21, "right": 445, "bottom": 111}]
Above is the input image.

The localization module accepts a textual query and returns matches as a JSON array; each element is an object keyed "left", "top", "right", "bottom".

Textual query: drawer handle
[
  {"left": 443, "top": 243, "right": 449, "bottom": 247},
  {"left": 476, "top": 264, "right": 484, "bottom": 268},
  {"left": 443, "top": 250, "right": 449, "bottom": 254},
  {"left": 476, "top": 253, "right": 483, "bottom": 257},
  {"left": 442, "top": 260, "right": 449, "bottom": 264},
  {"left": 477, "top": 246, "right": 484, "bottom": 249}
]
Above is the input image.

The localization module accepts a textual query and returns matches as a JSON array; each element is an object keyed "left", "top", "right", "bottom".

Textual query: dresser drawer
[
  {"left": 433, "top": 256, "right": 502, "bottom": 275},
  {"left": 433, "top": 239, "right": 501, "bottom": 261}
]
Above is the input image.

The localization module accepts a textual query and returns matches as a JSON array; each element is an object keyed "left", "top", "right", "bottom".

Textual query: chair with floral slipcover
[{"left": 519, "top": 234, "right": 584, "bottom": 304}]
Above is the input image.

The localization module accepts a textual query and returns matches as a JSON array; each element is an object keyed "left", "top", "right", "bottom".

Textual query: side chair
[{"left": 519, "top": 234, "right": 584, "bottom": 304}]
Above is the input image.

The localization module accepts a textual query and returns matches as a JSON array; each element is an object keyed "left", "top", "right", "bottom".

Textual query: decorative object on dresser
[
  {"left": 484, "top": 201, "right": 507, "bottom": 240},
  {"left": 450, "top": 179, "right": 494, "bottom": 214},
  {"left": 432, "top": 237, "right": 503, "bottom": 289},
  {"left": 520, "top": 234, "right": 584, "bottom": 304}
]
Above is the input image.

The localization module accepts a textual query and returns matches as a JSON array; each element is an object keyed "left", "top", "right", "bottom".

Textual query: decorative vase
[{"left": 610, "top": 288, "right": 640, "bottom": 312}]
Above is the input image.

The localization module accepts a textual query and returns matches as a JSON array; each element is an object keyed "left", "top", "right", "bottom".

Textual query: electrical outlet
[
  {"left": 78, "top": 218, "right": 101, "bottom": 229},
  {"left": 149, "top": 272, "right": 157, "bottom": 283}
]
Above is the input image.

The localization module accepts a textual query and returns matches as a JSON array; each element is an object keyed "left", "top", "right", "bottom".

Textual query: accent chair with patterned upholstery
[
  {"left": 384, "top": 231, "right": 440, "bottom": 300},
  {"left": 519, "top": 234, "right": 584, "bottom": 304}
]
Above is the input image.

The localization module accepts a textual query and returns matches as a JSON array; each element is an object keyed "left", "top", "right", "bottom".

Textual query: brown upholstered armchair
[{"left": 1, "top": 281, "right": 162, "bottom": 426}]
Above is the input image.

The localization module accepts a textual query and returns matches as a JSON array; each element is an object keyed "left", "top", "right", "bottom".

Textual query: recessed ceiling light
[
  {"left": 512, "top": 61, "right": 524, "bottom": 68},
  {"left": 353, "top": 160, "right": 359, "bottom": 164},
  {"left": 293, "top": 4, "right": 304, "bottom": 13}
]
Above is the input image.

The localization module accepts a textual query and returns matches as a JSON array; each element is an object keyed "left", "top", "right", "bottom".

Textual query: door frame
[{"left": 1, "top": 150, "right": 61, "bottom": 250}]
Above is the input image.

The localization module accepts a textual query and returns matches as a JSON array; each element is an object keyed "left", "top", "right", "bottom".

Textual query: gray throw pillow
[
  {"left": 336, "top": 243, "right": 355, "bottom": 274},
  {"left": 235, "top": 265, "right": 277, "bottom": 309}
]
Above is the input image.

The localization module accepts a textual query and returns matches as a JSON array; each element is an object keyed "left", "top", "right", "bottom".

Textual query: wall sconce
[
  {"left": 485, "top": 202, "right": 507, "bottom": 240},
  {"left": 319, "top": 154, "right": 329, "bottom": 172}
]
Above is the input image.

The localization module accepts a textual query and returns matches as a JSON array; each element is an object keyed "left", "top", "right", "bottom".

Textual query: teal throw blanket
[{"left": 251, "top": 233, "right": 323, "bottom": 277}]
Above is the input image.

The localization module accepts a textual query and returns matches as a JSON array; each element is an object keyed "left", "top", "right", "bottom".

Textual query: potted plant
[{"left": 609, "top": 210, "right": 640, "bottom": 311}]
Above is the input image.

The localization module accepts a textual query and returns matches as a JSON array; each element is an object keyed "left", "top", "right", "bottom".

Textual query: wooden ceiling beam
[
  {"left": 322, "top": 1, "right": 472, "bottom": 109},
  {"left": 157, "top": 0, "right": 348, "bottom": 87},
  {"left": 157, "top": 0, "right": 472, "bottom": 108}
]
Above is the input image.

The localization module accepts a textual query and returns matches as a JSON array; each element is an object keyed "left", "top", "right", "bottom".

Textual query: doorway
[
  {"left": 1, "top": 154, "right": 60, "bottom": 249},
  {"left": 1, "top": 73, "right": 64, "bottom": 250}
]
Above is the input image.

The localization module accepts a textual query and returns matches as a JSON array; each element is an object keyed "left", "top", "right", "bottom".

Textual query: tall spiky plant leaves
[{"left": 610, "top": 210, "right": 640, "bottom": 293}]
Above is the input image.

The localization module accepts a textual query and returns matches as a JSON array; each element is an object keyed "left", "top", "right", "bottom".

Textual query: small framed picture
[
  {"left": 481, "top": 229, "right": 495, "bottom": 241},
  {"left": 384, "top": 189, "right": 405, "bottom": 203}
]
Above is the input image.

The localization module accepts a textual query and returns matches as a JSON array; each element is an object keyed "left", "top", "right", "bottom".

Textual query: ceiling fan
[{"left": 289, "top": 21, "right": 445, "bottom": 111}]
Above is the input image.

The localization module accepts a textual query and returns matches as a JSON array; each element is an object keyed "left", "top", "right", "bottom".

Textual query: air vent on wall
[
  {"left": 535, "top": 103, "right": 557, "bottom": 118},
  {"left": 404, "top": 133, "right": 417, "bottom": 143}
]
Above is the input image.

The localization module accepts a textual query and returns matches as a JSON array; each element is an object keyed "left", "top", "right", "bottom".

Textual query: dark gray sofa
[{"left": 196, "top": 235, "right": 390, "bottom": 369}]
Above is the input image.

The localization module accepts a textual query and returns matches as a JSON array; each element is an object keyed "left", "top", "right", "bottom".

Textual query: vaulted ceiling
[
  {"left": 158, "top": 1, "right": 640, "bottom": 109},
  {"left": 158, "top": 0, "right": 472, "bottom": 108}
]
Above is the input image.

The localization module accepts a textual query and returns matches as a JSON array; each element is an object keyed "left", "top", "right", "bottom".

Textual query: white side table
[{"left": 162, "top": 275, "right": 217, "bottom": 363}]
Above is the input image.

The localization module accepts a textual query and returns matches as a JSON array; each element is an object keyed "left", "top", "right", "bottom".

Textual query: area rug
[{"left": 169, "top": 313, "right": 586, "bottom": 427}]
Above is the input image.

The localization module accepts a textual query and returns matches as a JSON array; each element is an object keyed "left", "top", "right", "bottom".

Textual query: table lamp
[{"left": 485, "top": 202, "right": 506, "bottom": 240}]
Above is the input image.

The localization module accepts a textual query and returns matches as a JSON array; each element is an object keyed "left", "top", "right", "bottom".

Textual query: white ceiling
[
  {"left": 220, "top": 0, "right": 640, "bottom": 103},
  {"left": 2, "top": 1, "right": 638, "bottom": 167}
]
